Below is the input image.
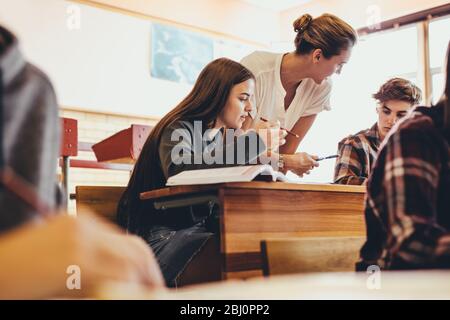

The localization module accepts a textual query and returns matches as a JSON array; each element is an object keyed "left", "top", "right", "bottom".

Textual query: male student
[
  {"left": 0, "top": 25, "right": 164, "bottom": 298},
  {"left": 0, "top": 24, "right": 61, "bottom": 231},
  {"left": 334, "top": 78, "right": 422, "bottom": 185},
  {"left": 357, "top": 42, "right": 450, "bottom": 270}
]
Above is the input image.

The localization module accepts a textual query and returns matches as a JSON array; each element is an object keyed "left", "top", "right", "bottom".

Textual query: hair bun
[{"left": 293, "top": 14, "right": 313, "bottom": 33}]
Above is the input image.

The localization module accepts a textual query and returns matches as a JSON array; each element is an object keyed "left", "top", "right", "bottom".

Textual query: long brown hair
[
  {"left": 117, "top": 58, "right": 254, "bottom": 232},
  {"left": 293, "top": 13, "right": 357, "bottom": 58}
]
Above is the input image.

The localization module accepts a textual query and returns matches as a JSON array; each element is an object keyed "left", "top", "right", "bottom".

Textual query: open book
[{"left": 166, "top": 165, "right": 288, "bottom": 186}]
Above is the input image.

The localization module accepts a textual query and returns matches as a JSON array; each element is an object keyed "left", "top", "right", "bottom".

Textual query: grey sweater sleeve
[
  {"left": 158, "top": 121, "right": 266, "bottom": 180},
  {"left": 0, "top": 63, "right": 60, "bottom": 233}
]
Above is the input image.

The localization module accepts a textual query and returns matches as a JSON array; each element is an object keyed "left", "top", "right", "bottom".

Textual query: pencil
[{"left": 259, "top": 117, "right": 300, "bottom": 139}]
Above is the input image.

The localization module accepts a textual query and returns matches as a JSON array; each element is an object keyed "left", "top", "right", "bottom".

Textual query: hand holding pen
[
  {"left": 260, "top": 117, "right": 300, "bottom": 139},
  {"left": 254, "top": 118, "right": 288, "bottom": 151}
]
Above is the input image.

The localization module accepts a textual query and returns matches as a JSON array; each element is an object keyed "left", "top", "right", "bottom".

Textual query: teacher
[{"left": 241, "top": 13, "right": 357, "bottom": 177}]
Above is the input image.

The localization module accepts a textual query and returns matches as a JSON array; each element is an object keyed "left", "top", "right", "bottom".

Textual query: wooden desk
[
  {"left": 99, "top": 270, "right": 450, "bottom": 300},
  {"left": 140, "top": 182, "right": 366, "bottom": 279}
]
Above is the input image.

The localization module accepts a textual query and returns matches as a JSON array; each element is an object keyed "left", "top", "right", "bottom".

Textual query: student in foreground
[
  {"left": 241, "top": 13, "right": 358, "bottom": 177},
  {"left": 0, "top": 213, "right": 164, "bottom": 299},
  {"left": 0, "top": 25, "right": 164, "bottom": 299},
  {"left": 357, "top": 42, "right": 450, "bottom": 270},
  {"left": 334, "top": 78, "right": 422, "bottom": 185},
  {"left": 117, "top": 58, "right": 284, "bottom": 286}
]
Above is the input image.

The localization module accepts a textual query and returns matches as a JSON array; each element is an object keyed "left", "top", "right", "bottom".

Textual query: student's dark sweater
[
  {"left": 158, "top": 120, "right": 266, "bottom": 180},
  {"left": 0, "top": 26, "right": 60, "bottom": 233}
]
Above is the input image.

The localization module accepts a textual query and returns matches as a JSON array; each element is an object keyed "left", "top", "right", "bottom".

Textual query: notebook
[{"left": 166, "top": 165, "right": 288, "bottom": 186}]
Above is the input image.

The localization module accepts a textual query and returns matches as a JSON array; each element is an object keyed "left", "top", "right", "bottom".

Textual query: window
[{"left": 429, "top": 15, "right": 450, "bottom": 103}]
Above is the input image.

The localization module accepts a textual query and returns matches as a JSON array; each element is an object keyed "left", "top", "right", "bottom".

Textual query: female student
[
  {"left": 357, "top": 42, "right": 450, "bottom": 270},
  {"left": 241, "top": 13, "right": 358, "bottom": 177},
  {"left": 334, "top": 78, "right": 422, "bottom": 185},
  {"left": 117, "top": 58, "right": 283, "bottom": 286}
]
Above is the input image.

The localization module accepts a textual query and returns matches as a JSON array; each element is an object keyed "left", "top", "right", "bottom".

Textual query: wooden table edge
[{"left": 140, "top": 181, "right": 366, "bottom": 200}]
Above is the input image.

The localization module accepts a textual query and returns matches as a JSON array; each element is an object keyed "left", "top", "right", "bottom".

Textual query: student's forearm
[
  {"left": 436, "top": 234, "right": 450, "bottom": 266},
  {"left": 393, "top": 224, "right": 450, "bottom": 268},
  {"left": 0, "top": 227, "right": 65, "bottom": 299}
]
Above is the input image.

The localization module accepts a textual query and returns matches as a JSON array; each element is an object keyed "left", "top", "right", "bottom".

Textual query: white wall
[
  {"left": 88, "top": 0, "right": 280, "bottom": 46},
  {"left": 0, "top": 0, "right": 184, "bottom": 117},
  {"left": 0, "top": 0, "right": 267, "bottom": 117}
]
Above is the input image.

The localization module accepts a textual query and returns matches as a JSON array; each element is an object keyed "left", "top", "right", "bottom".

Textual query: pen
[
  {"left": 259, "top": 117, "right": 300, "bottom": 139},
  {"left": 316, "top": 155, "right": 338, "bottom": 161}
]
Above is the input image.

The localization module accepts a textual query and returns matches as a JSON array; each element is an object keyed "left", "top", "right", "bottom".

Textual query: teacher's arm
[{"left": 279, "top": 114, "right": 317, "bottom": 154}]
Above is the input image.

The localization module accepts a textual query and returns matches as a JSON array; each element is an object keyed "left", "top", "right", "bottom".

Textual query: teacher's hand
[{"left": 283, "top": 152, "right": 319, "bottom": 177}]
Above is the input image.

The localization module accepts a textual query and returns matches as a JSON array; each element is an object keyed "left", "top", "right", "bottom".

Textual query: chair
[
  {"left": 61, "top": 118, "right": 136, "bottom": 210},
  {"left": 260, "top": 236, "right": 366, "bottom": 276},
  {"left": 75, "top": 185, "right": 126, "bottom": 223}
]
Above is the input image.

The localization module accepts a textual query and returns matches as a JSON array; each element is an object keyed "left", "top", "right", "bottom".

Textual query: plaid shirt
[
  {"left": 334, "top": 123, "right": 381, "bottom": 185},
  {"left": 357, "top": 105, "right": 450, "bottom": 270}
]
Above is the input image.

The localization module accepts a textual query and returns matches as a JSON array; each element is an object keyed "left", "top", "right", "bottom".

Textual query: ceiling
[{"left": 239, "top": 0, "right": 312, "bottom": 11}]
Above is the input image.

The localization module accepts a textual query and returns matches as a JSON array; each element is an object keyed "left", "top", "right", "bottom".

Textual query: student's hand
[
  {"left": 284, "top": 152, "right": 319, "bottom": 177},
  {"left": 436, "top": 235, "right": 450, "bottom": 257},
  {"left": 255, "top": 120, "right": 287, "bottom": 152},
  {"left": 0, "top": 210, "right": 164, "bottom": 299}
]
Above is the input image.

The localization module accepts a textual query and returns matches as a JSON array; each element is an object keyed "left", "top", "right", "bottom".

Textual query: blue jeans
[{"left": 146, "top": 222, "right": 215, "bottom": 287}]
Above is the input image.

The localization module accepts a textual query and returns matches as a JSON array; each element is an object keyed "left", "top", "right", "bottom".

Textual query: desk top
[
  {"left": 140, "top": 182, "right": 366, "bottom": 200},
  {"left": 98, "top": 270, "right": 450, "bottom": 300}
]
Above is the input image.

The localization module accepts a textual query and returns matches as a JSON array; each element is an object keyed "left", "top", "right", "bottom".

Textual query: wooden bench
[
  {"left": 75, "top": 185, "right": 126, "bottom": 223},
  {"left": 261, "top": 236, "right": 366, "bottom": 276}
]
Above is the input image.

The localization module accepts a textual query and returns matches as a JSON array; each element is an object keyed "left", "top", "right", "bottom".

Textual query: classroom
[{"left": 0, "top": 0, "right": 449, "bottom": 304}]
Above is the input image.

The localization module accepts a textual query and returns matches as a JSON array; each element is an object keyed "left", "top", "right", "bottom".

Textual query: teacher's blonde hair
[{"left": 293, "top": 13, "right": 357, "bottom": 58}]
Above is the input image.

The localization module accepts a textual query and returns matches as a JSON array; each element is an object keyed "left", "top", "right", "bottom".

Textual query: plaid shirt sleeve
[
  {"left": 359, "top": 120, "right": 450, "bottom": 269},
  {"left": 334, "top": 137, "right": 368, "bottom": 185}
]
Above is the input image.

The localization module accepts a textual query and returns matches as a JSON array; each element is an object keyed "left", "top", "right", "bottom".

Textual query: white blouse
[{"left": 241, "top": 51, "right": 332, "bottom": 130}]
